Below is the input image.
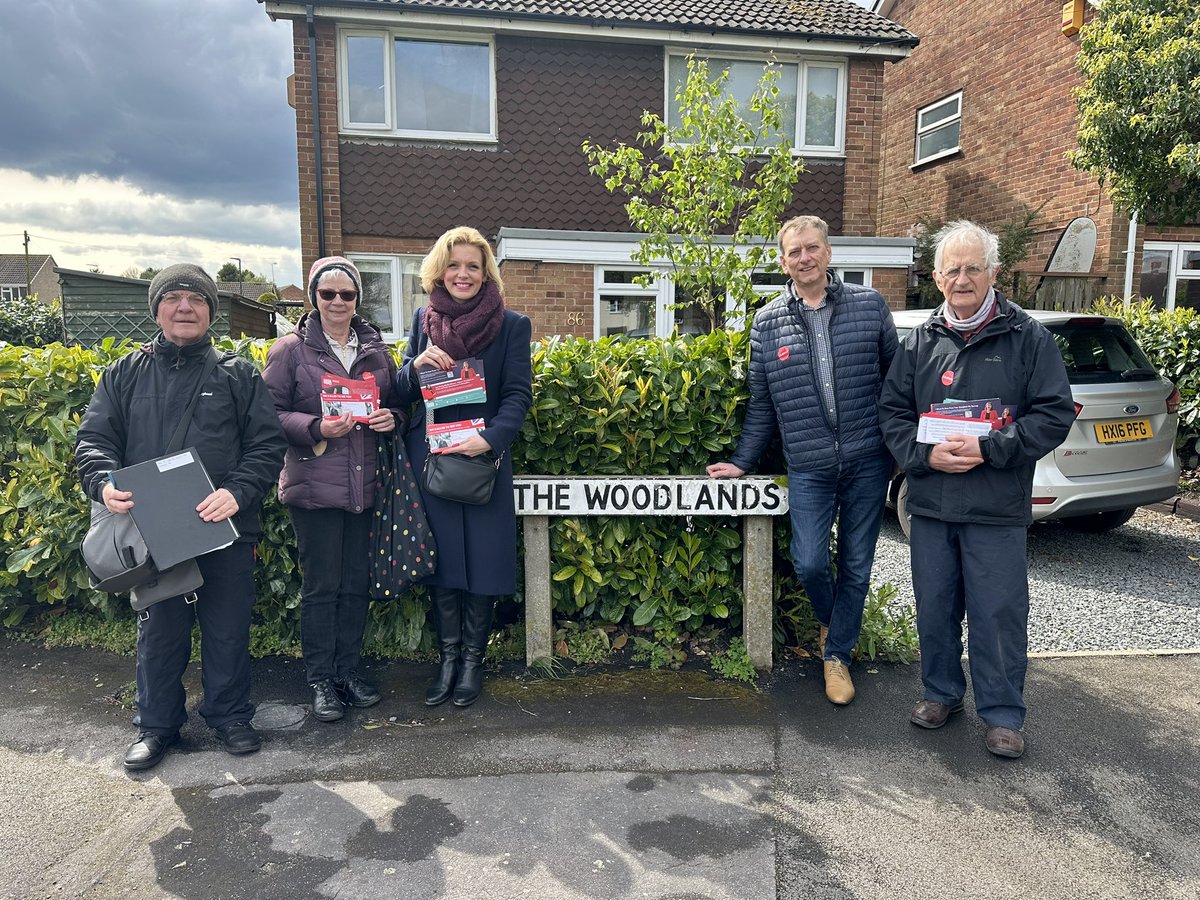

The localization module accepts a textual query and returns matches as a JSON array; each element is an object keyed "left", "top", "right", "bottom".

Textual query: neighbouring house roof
[
  {"left": 268, "top": 0, "right": 918, "bottom": 46},
  {"left": 0, "top": 254, "right": 52, "bottom": 283},
  {"left": 217, "top": 281, "right": 276, "bottom": 300}
]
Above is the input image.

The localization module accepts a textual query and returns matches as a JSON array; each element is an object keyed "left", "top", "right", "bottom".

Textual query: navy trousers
[
  {"left": 290, "top": 506, "right": 372, "bottom": 684},
  {"left": 909, "top": 514, "right": 1030, "bottom": 730},
  {"left": 134, "top": 542, "right": 256, "bottom": 736}
]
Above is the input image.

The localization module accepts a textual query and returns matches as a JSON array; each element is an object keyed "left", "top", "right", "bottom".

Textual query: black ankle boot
[
  {"left": 425, "top": 587, "right": 462, "bottom": 706},
  {"left": 453, "top": 592, "right": 495, "bottom": 707}
]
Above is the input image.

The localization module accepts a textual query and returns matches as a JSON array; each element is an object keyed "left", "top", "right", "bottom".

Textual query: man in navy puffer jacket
[{"left": 709, "top": 216, "right": 898, "bottom": 705}]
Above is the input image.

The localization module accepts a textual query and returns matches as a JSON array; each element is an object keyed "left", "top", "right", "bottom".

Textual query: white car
[{"left": 887, "top": 309, "right": 1181, "bottom": 538}]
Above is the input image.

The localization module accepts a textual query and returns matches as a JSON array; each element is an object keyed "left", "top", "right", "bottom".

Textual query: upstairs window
[
  {"left": 340, "top": 29, "right": 496, "bottom": 141},
  {"left": 914, "top": 91, "right": 962, "bottom": 166},
  {"left": 666, "top": 53, "right": 845, "bottom": 154}
]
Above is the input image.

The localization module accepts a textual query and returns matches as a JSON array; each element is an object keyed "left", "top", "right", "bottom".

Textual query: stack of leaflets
[
  {"left": 917, "top": 397, "right": 1016, "bottom": 444},
  {"left": 320, "top": 372, "right": 379, "bottom": 423},
  {"left": 419, "top": 357, "right": 487, "bottom": 450}
]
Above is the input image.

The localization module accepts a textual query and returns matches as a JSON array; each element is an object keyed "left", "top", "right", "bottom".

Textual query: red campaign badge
[
  {"left": 778, "top": 346, "right": 790, "bottom": 362},
  {"left": 941, "top": 370, "right": 954, "bottom": 387}
]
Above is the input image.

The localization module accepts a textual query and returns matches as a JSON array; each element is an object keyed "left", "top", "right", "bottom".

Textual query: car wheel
[
  {"left": 1061, "top": 508, "right": 1136, "bottom": 533},
  {"left": 895, "top": 477, "right": 912, "bottom": 541}
]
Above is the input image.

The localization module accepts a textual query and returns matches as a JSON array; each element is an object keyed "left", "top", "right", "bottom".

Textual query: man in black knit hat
[{"left": 76, "top": 263, "right": 286, "bottom": 772}]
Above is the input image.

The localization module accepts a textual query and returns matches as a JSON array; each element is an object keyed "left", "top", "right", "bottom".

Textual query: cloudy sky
[{"left": 0, "top": 0, "right": 302, "bottom": 286}]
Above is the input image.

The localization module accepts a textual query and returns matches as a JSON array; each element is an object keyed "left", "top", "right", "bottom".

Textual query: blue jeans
[{"left": 787, "top": 451, "right": 891, "bottom": 665}]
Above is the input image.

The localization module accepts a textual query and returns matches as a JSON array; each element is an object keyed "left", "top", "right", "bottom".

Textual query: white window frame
[
  {"left": 346, "top": 252, "right": 427, "bottom": 343},
  {"left": 1, "top": 285, "right": 29, "bottom": 301},
  {"left": 1142, "top": 241, "right": 1200, "bottom": 311},
  {"left": 913, "top": 90, "right": 962, "bottom": 167},
  {"left": 664, "top": 51, "right": 847, "bottom": 156},
  {"left": 338, "top": 27, "right": 497, "bottom": 142},
  {"left": 593, "top": 267, "right": 666, "bottom": 340}
]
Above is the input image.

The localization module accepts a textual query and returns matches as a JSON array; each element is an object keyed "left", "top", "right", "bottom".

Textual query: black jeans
[
  {"left": 134, "top": 542, "right": 256, "bottom": 735},
  {"left": 291, "top": 507, "right": 372, "bottom": 684}
]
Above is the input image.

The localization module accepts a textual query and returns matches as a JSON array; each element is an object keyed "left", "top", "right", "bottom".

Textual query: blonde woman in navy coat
[{"left": 395, "top": 227, "right": 533, "bottom": 707}]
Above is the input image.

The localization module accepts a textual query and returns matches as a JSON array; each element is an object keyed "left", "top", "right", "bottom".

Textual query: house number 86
[{"left": 566, "top": 312, "right": 584, "bottom": 326}]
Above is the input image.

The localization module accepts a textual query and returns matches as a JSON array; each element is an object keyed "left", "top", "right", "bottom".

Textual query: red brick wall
[
  {"left": 500, "top": 261, "right": 594, "bottom": 339},
  {"left": 291, "top": 18, "right": 343, "bottom": 269},
  {"left": 877, "top": 1, "right": 1128, "bottom": 292},
  {"left": 843, "top": 58, "right": 884, "bottom": 237},
  {"left": 871, "top": 269, "right": 910, "bottom": 311}
]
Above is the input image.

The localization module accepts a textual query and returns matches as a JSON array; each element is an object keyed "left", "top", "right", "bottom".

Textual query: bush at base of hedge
[{"left": 0, "top": 331, "right": 915, "bottom": 663}]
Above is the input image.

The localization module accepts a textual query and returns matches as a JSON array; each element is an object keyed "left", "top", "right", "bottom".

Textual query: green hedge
[
  {"left": 1091, "top": 299, "right": 1200, "bottom": 467},
  {"left": 1, "top": 331, "right": 911, "bottom": 662}
]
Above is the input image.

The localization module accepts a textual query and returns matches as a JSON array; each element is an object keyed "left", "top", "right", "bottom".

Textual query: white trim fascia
[
  {"left": 496, "top": 229, "right": 915, "bottom": 268},
  {"left": 265, "top": 3, "right": 914, "bottom": 59}
]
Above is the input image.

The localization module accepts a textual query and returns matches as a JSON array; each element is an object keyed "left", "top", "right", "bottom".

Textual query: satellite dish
[{"left": 1045, "top": 216, "right": 1097, "bottom": 273}]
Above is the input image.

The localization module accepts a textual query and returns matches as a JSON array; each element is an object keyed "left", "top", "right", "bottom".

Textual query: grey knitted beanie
[{"left": 149, "top": 264, "right": 219, "bottom": 318}]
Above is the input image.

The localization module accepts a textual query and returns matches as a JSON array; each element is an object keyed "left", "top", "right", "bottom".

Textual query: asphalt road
[{"left": 1, "top": 639, "right": 1198, "bottom": 899}]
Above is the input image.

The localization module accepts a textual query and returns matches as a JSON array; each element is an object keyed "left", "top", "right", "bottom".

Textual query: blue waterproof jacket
[{"left": 730, "top": 274, "right": 898, "bottom": 473}]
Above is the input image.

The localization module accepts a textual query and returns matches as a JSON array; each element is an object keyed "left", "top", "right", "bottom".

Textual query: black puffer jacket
[
  {"left": 878, "top": 294, "right": 1076, "bottom": 525},
  {"left": 731, "top": 274, "right": 898, "bottom": 473},
  {"left": 262, "top": 311, "right": 407, "bottom": 514},
  {"left": 75, "top": 335, "right": 287, "bottom": 540}
]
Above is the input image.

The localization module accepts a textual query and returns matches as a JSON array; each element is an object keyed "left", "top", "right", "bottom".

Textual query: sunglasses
[{"left": 317, "top": 289, "right": 358, "bottom": 302}]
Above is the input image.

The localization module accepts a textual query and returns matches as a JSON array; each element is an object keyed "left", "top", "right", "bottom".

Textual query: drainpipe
[
  {"left": 307, "top": 4, "right": 327, "bottom": 259},
  {"left": 1122, "top": 210, "right": 1137, "bottom": 310}
]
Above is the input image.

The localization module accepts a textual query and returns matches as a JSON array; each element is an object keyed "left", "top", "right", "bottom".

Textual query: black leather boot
[
  {"left": 453, "top": 592, "right": 495, "bottom": 707},
  {"left": 425, "top": 587, "right": 462, "bottom": 706}
]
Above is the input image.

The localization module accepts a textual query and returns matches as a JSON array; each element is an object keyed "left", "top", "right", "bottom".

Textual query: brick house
[
  {"left": 873, "top": 0, "right": 1200, "bottom": 312},
  {"left": 259, "top": 0, "right": 919, "bottom": 341},
  {"left": 0, "top": 254, "right": 60, "bottom": 303}
]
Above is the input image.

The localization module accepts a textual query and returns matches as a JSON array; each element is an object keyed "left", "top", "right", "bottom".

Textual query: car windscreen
[{"left": 1045, "top": 319, "right": 1158, "bottom": 384}]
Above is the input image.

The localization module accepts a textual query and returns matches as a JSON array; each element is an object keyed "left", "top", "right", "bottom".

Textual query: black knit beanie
[{"left": 149, "top": 264, "right": 219, "bottom": 318}]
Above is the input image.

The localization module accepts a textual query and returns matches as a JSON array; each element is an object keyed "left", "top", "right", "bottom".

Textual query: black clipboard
[{"left": 110, "top": 448, "right": 239, "bottom": 570}]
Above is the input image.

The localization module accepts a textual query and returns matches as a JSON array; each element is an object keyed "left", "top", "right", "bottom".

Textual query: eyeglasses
[
  {"left": 159, "top": 293, "right": 207, "bottom": 307},
  {"left": 317, "top": 289, "right": 358, "bottom": 302},
  {"left": 941, "top": 265, "right": 987, "bottom": 279}
]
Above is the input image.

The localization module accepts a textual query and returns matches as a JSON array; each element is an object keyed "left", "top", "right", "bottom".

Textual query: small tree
[
  {"left": 139, "top": 267, "right": 161, "bottom": 280},
  {"left": 583, "top": 56, "right": 802, "bottom": 330},
  {"left": 1072, "top": 0, "right": 1200, "bottom": 224}
]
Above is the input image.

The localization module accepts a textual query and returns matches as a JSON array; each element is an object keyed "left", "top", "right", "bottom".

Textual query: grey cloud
[{"left": 0, "top": 0, "right": 297, "bottom": 208}]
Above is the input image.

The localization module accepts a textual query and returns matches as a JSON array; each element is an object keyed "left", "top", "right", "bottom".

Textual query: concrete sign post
[{"left": 515, "top": 476, "right": 789, "bottom": 671}]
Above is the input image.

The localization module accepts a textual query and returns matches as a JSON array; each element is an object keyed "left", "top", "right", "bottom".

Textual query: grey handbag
[{"left": 129, "top": 559, "right": 203, "bottom": 612}]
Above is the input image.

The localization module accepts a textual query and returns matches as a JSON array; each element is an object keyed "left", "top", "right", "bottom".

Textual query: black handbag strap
[{"left": 165, "top": 347, "right": 220, "bottom": 453}]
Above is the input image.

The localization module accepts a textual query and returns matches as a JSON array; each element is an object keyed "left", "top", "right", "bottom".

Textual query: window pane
[
  {"left": 599, "top": 296, "right": 655, "bottom": 339},
  {"left": 804, "top": 65, "right": 839, "bottom": 148},
  {"left": 674, "top": 301, "right": 713, "bottom": 336},
  {"left": 602, "top": 269, "right": 652, "bottom": 286},
  {"left": 1182, "top": 248, "right": 1200, "bottom": 271},
  {"left": 395, "top": 39, "right": 490, "bottom": 134},
  {"left": 668, "top": 56, "right": 797, "bottom": 146},
  {"left": 918, "top": 95, "right": 959, "bottom": 130},
  {"left": 355, "top": 263, "right": 394, "bottom": 333},
  {"left": 917, "top": 122, "right": 960, "bottom": 161},
  {"left": 346, "top": 35, "right": 387, "bottom": 124},
  {"left": 840, "top": 270, "right": 866, "bottom": 285},
  {"left": 751, "top": 272, "right": 789, "bottom": 286},
  {"left": 1140, "top": 248, "right": 1173, "bottom": 310},
  {"left": 400, "top": 257, "right": 428, "bottom": 327},
  {"left": 1175, "top": 277, "right": 1200, "bottom": 312}
]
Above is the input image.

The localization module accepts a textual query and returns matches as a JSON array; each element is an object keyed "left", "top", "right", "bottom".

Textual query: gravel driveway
[{"left": 871, "top": 507, "right": 1200, "bottom": 653}]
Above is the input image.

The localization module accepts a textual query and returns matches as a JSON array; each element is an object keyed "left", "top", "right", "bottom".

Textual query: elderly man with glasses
[{"left": 879, "top": 221, "right": 1075, "bottom": 759}]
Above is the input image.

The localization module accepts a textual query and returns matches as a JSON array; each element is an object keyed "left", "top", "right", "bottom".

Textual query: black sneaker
[
  {"left": 334, "top": 673, "right": 381, "bottom": 708},
  {"left": 310, "top": 678, "right": 345, "bottom": 721},
  {"left": 123, "top": 731, "right": 178, "bottom": 771},
  {"left": 215, "top": 721, "right": 262, "bottom": 755}
]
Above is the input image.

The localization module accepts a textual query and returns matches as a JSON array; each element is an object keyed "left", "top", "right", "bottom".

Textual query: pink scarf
[{"left": 424, "top": 281, "right": 505, "bottom": 358}]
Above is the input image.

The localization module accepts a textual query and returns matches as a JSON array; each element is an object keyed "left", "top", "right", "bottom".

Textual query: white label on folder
[{"left": 156, "top": 450, "right": 195, "bottom": 472}]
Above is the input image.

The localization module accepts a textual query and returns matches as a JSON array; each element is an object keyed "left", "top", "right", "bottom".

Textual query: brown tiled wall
[{"left": 877, "top": 1, "right": 1128, "bottom": 290}]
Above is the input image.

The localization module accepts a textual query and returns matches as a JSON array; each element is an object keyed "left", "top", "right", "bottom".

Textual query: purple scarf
[{"left": 424, "top": 281, "right": 505, "bottom": 358}]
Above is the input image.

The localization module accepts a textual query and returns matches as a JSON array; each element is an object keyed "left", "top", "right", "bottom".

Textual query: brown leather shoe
[
  {"left": 909, "top": 699, "right": 964, "bottom": 729},
  {"left": 985, "top": 726, "right": 1025, "bottom": 759},
  {"left": 818, "top": 625, "right": 829, "bottom": 659},
  {"left": 823, "top": 659, "right": 855, "bottom": 705}
]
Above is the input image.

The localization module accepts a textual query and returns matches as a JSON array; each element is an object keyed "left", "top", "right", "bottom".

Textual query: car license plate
[{"left": 1094, "top": 418, "right": 1153, "bottom": 444}]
